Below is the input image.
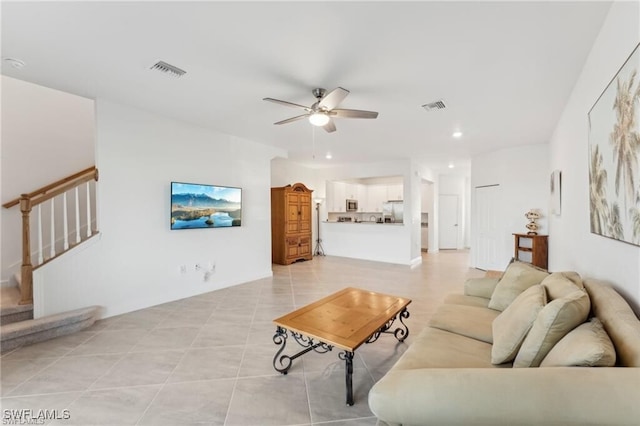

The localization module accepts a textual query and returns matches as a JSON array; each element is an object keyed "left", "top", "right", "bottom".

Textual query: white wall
[
  {"left": 470, "top": 144, "right": 550, "bottom": 270},
  {"left": 548, "top": 1, "right": 640, "bottom": 308},
  {"left": 33, "top": 99, "right": 284, "bottom": 318},
  {"left": 1, "top": 76, "right": 95, "bottom": 285}
]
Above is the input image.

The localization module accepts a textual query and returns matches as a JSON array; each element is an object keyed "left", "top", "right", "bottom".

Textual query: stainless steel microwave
[{"left": 346, "top": 199, "right": 358, "bottom": 212}]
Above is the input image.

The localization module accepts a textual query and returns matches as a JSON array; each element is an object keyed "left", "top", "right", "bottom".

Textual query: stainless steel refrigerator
[{"left": 382, "top": 201, "right": 403, "bottom": 223}]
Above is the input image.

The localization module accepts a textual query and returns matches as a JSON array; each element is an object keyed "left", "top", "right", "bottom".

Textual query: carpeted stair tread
[{"left": 0, "top": 306, "right": 100, "bottom": 352}]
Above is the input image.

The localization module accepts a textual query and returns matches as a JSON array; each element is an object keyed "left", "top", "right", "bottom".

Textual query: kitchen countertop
[{"left": 324, "top": 221, "right": 404, "bottom": 226}]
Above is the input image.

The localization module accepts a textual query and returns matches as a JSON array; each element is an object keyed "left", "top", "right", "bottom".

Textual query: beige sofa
[{"left": 368, "top": 262, "right": 640, "bottom": 425}]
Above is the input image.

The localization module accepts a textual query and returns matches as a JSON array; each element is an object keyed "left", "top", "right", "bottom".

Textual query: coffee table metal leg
[
  {"left": 365, "top": 308, "right": 411, "bottom": 344},
  {"left": 273, "top": 327, "right": 334, "bottom": 375},
  {"left": 273, "top": 326, "right": 292, "bottom": 374},
  {"left": 339, "top": 351, "right": 355, "bottom": 406},
  {"left": 394, "top": 308, "right": 410, "bottom": 342}
]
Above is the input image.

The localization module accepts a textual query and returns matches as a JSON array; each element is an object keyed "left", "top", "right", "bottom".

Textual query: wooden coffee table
[{"left": 272, "top": 287, "right": 411, "bottom": 405}]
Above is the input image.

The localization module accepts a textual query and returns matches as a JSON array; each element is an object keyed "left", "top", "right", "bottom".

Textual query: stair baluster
[
  {"left": 49, "top": 198, "right": 56, "bottom": 259},
  {"left": 37, "top": 205, "right": 43, "bottom": 265},
  {"left": 62, "top": 192, "right": 69, "bottom": 250},
  {"left": 74, "top": 187, "right": 81, "bottom": 244},
  {"left": 86, "top": 182, "right": 92, "bottom": 237}
]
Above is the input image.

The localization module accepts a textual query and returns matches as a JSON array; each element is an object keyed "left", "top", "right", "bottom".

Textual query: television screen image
[{"left": 171, "top": 182, "right": 242, "bottom": 230}]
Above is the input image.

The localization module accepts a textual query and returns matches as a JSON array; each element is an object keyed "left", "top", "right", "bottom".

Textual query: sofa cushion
[
  {"left": 541, "top": 271, "right": 584, "bottom": 301},
  {"left": 514, "top": 288, "right": 590, "bottom": 368},
  {"left": 488, "top": 260, "right": 549, "bottom": 311},
  {"left": 491, "top": 285, "right": 546, "bottom": 364},
  {"left": 428, "top": 304, "right": 498, "bottom": 344},
  {"left": 443, "top": 293, "right": 490, "bottom": 308},
  {"left": 464, "top": 276, "right": 500, "bottom": 299},
  {"left": 585, "top": 278, "right": 640, "bottom": 367},
  {"left": 540, "top": 318, "right": 616, "bottom": 367},
  {"left": 394, "top": 327, "right": 509, "bottom": 370}
]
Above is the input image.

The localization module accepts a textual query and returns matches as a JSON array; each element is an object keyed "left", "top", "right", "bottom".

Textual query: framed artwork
[
  {"left": 550, "top": 170, "right": 561, "bottom": 216},
  {"left": 588, "top": 42, "right": 640, "bottom": 246}
]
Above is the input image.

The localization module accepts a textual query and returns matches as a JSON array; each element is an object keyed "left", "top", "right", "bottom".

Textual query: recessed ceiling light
[
  {"left": 448, "top": 163, "right": 455, "bottom": 169},
  {"left": 325, "top": 152, "right": 332, "bottom": 160},
  {"left": 452, "top": 131, "right": 463, "bottom": 138},
  {"left": 3, "top": 57, "right": 26, "bottom": 70}
]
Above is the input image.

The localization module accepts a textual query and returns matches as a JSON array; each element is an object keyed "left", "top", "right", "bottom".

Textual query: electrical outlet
[{"left": 180, "top": 265, "right": 187, "bottom": 274}]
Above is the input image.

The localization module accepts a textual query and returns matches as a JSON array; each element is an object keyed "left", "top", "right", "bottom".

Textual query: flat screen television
[{"left": 171, "top": 182, "right": 242, "bottom": 230}]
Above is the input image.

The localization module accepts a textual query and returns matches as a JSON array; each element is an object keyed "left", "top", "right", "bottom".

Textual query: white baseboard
[
  {"left": 1, "top": 279, "right": 15, "bottom": 288},
  {"left": 410, "top": 256, "right": 423, "bottom": 268}
]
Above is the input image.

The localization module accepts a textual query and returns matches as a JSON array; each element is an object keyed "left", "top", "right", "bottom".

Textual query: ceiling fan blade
[
  {"left": 274, "top": 114, "right": 309, "bottom": 125},
  {"left": 331, "top": 109, "right": 379, "bottom": 119},
  {"left": 263, "top": 98, "right": 311, "bottom": 111},
  {"left": 318, "top": 87, "right": 349, "bottom": 110},
  {"left": 323, "top": 118, "right": 337, "bottom": 133}
]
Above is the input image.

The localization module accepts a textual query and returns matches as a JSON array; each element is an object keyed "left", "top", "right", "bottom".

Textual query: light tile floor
[{"left": 1, "top": 251, "right": 484, "bottom": 425}]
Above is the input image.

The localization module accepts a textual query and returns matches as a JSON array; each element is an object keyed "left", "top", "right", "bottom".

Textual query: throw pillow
[
  {"left": 491, "top": 285, "right": 546, "bottom": 364},
  {"left": 513, "top": 289, "right": 591, "bottom": 368},
  {"left": 488, "top": 260, "right": 549, "bottom": 311},
  {"left": 541, "top": 271, "right": 584, "bottom": 300},
  {"left": 540, "top": 318, "right": 616, "bottom": 367}
]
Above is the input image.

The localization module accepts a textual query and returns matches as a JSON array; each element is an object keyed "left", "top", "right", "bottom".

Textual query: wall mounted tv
[{"left": 171, "top": 182, "right": 242, "bottom": 230}]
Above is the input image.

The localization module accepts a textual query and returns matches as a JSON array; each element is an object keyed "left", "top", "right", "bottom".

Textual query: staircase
[
  {"left": 0, "top": 286, "right": 33, "bottom": 325},
  {"left": 1, "top": 300, "right": 99, "bottom": 353},
  {"left": 1, "top": 167, "right": 101, "bottom": 353}
]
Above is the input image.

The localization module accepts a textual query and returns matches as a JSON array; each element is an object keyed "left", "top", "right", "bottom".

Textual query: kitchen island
[{"left": 320, "top": 221, "right": 412, "bottom": 265}]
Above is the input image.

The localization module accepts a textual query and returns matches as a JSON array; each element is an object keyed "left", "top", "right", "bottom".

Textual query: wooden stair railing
[{"left": 3, "top": 166, "right": 99, "bottom": 305}]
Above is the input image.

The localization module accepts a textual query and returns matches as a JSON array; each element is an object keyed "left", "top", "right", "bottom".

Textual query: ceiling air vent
[
  {"left": 422, "top": 99, "right": 447, "bottom": 111},
  {"left": 149, "top": 61, "right": 186, "bottom": 78}
]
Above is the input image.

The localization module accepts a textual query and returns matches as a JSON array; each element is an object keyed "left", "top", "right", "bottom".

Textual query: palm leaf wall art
[{"left": 588, "top": 42, "right": 640, "bottom": 246}]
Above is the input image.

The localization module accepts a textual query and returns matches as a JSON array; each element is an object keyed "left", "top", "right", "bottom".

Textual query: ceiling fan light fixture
[{"left": 309, "top": 112, "right": 330, "bottom": 126}]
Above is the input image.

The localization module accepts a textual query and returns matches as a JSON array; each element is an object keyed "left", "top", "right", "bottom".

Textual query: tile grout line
[
  {"left": 132, "top": 322, "right": 197, "bottom": 425},
  {"left": 221, "top": 275, "right": 265, "bottom": 425},
  {"left": 133, "top": 287, "right": 226, "bottom": 425}
]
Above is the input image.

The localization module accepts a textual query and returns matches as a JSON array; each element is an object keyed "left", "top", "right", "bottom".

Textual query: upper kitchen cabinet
[
  {"left": 356, "top": 185, "right": 367, "bottom": 211},
  {"left": 345, "top": 183, "right": 357, "bottom": 200},
  {"left": 325, "top": 177, "right": 403, "bottom": 213},
  {"left": 366, "top": 185, "right": 387, "bottom": 212},
  {"left": 387, "top": 184, "right": 403, "bottom": 201},
  {"left": 327, "top": 181, "right": 346, "bottom": 212}
]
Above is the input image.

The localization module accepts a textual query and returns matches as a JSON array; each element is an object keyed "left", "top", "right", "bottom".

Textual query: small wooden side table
[{"left": 513, "top": 233, "right": 548, "bottom": 270}]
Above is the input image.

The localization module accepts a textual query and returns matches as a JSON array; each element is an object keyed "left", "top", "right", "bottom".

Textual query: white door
[
  {"left": 475, "top": 185, "right": 501, "bottom": 270},
  {"left": 439, "top": 194, "right": 459, "bottom": 249}
]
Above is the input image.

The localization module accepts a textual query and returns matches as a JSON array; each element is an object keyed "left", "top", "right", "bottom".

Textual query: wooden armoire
[{"left": 271, "top": 183, "right": 313, "bottom": 265}]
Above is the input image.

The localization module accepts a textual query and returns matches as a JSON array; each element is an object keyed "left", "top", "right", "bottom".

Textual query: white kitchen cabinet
[
  {"left": 387, "top": 184, "right": 403, "bottom": 201},
  {"left": 325, "top": 181, "right": 335, "bottom": 212},
  {"left": 367, "top": 185, "right": 387, "bottom": 212},
  {"left": 332, "top": 181, "right": 346, "bottom": 212},
  {"left": 345, "top": 183, "right": 358, "bottom": 200},
  {"left": 357, "top": 184, "right": 368, "bottom": 211}
]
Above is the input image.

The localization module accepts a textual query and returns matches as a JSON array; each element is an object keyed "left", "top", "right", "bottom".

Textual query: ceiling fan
[{"left": 263, "top": 87, "right": 378, "bottom": 133}]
